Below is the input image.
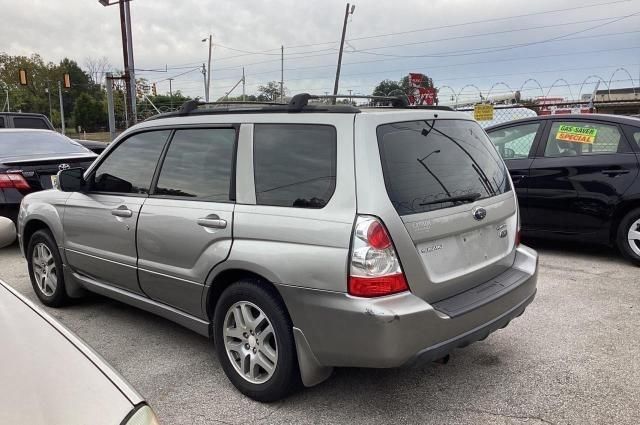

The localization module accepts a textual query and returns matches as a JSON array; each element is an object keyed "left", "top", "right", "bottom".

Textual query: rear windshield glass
[
  {"left": 377, "top": 119, "right": 510, "bottom": 215},
  {"left": 0, "top": 131, "right": 90, "bottom": 157},
  {"left": 12, "top": 117, "right": 51, "bottom": 129}
]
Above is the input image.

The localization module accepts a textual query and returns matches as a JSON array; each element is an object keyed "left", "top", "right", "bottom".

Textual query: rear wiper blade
[{"left": 419, "top": 192, "right": 481, "bottom": 206}]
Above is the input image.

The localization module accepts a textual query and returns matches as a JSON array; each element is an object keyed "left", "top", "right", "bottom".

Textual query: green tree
[
  {"left": 257, "top": 81, "right": 284, "bottom": 101},
  {"left": 74, "top": 92, "right": 105, "bottom": 132},
  {"left": 372, "top": 79, "right": 404, "bottom": 97}
]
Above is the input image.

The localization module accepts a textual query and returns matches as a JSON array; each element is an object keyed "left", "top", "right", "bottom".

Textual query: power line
[
  {"left": 210, "top": 29, "right": 640, "bottom": 79},
  {"left": 345, "top": 15, "right": 636, "bottom": 53},
  {"left": 351, "top": 11, "right": 640, "bottom": 58},
  {"left": 208, "top": 0, "right": 634, "bottom": 60},
  {"left": 195, "top": 45, "right": 640, "bottom": 89}
]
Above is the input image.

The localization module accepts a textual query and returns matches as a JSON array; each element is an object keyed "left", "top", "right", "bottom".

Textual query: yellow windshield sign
[
  {"left": 474, "top": 104, "right": 494, "bottom": 121},
  {"left": 556, "top": 125, "right": 598, "bottom": 144}
]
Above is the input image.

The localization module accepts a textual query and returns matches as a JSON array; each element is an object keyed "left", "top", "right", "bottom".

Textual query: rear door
[
  {"left": 532, "top": 119, "right": 639, "bottom": 235},
  {"left": 63, "top": 130, "right": 170, "bottom": 294},
  {"left": 486, "top": 120, "right": 545, "bottom": 227},
  {"left": 357, "top": 114, "right": 517, "bottom": 303},
  {"left": 136, "top": 127, "right": 236, "bottom": 316}
]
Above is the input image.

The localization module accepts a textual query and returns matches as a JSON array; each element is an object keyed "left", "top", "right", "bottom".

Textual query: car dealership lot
[{"left": 1, "top": 241, "right": 638, "bottom": 424}]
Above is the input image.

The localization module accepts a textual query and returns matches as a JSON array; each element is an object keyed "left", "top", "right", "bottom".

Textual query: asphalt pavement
[{"left": 1, "top": 240, "right": 638, "bottom": 424}]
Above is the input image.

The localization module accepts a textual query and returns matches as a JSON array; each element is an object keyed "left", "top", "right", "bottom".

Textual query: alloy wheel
[
  {"left": 628, "top": 218, "right": 640, "bottom": 257},
  {"left": 32, "top": 242, "right": 57, "bottom": 296},
  {"left": 223, "top": 301, "right": 278, "bottom": 384}
]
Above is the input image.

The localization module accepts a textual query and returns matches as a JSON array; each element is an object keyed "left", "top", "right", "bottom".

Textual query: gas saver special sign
[{"left": 556, "top": 125, "right": 598, "bottom": 144}]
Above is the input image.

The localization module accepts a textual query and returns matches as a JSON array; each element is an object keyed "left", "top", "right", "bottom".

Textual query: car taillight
[
  {"left": 348, "top": 215, "right": 409, "bottom": 297},
  {"left": 0, "top": 173, "right": 31, "bottom": 191}
]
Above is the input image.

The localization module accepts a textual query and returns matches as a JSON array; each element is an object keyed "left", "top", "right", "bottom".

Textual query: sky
[{"left": 1, "top": 0, "right": 639, "bottom": 105}]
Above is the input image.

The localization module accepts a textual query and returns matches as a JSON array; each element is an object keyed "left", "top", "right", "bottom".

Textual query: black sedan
[
  {"left": 486, "top": 114, "right": 640, "bottom": 265},
  {"left": 0, "top": 129, "right": 97, "bottom": 222}
]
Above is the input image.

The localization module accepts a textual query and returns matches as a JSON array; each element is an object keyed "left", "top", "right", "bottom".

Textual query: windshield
[
  {"left": 0, "top": 131, "right": 90, "bottom": 157},
  {"left": 377, "top": 119, "right": 511, "bottom": 215}
]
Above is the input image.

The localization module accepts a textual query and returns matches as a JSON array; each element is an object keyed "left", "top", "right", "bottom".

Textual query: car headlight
[{"left": 124, "top": 405, "right": 160, "bottom": 425}]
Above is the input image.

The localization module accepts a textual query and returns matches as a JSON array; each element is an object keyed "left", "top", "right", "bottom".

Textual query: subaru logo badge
[
  {"left": 58, "top": 163, "right": 70, "bottom": 171},
  {"left": 473, "top": 207, "right": 487, "bottom": 221}
]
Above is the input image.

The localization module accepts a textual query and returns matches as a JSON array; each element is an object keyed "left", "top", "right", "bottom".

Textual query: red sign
[
  {"left": 409, "top": 73, "right": 424, "bottom": 88},
  {"left": 408, "top": 87, "right": 437, "bottom": 106}
]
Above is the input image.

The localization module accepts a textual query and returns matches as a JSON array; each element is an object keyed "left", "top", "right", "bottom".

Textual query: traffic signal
[
  {"left": 152, "top": 83, "right": 157, "bottom": 96},
  {"left": 18, "top": 69, "right": 28, "bottom": 85},
  {"left": 63, "top": 73, "right": 71, "bottom": 88}
]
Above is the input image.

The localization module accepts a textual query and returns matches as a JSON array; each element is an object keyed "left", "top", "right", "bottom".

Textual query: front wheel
[
  {"left": 616, "top": 208, "right": 640, "bottom": 266},
  {"left": 213, "top": 279, "right": 301, "bottom": 402},
  {"left": 27, "top": 229, "right": 69, "bottom": 307}
]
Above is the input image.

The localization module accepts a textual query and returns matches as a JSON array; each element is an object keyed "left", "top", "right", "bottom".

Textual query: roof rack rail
[
  {"left": 144, "top": 93, "right": 455, "bottom": 122},
  {"left": 177, "top": 99, "right": 287, "bottom": 115},
  {"left": 288, "top": 93, "right": 409, "bottom": 111}
]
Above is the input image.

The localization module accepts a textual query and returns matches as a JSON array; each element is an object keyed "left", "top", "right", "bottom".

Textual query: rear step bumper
[
  {"left": 277, "top": 245, "right": 538, "bottom": 372},
  {"left": 404, "top": 288, "right": 535, "bottom": 367}
]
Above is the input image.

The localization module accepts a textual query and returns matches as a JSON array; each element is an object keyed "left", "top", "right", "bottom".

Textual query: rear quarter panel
[{"left": 220, "top": 114, "right": 358, "bottom": 292}]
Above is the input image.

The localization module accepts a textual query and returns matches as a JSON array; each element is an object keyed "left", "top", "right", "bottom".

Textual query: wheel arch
[
  {"left": 204, "top": 266, "right": 287, "bottom": 324},
  {"left": 22, "top": 218, "right": 53, "bottom": 256}
]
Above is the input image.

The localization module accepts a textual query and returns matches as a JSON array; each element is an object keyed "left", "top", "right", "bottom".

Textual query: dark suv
[{"left": 486, "top": 114, "right": 640, "bottom": 264}]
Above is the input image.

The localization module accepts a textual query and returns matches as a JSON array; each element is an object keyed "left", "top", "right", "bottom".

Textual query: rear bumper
[{"left": 277, "top": 245, "right": 538, "bottom": 369}]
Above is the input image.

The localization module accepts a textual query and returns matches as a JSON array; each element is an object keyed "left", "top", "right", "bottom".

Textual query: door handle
[
  {"left": 111, "top": 206, "right": 133, "bottom": 218},
  {"left": 510, "top": 174, "right": 527, "bottom": 182},
  {"left": 197, "top": 215, "right": 227, "bottom": 229},
  {"left": 601, "top": 169, "right": 630, "bottom": 176}
]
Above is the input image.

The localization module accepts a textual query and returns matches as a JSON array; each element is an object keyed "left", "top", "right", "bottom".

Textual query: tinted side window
[
  {"left": 155, "top": 128, "right": 236, "bottom": 201},
  {"left": 13, "top": 117, "right": 50, "bottom": 129},
  {"left": 254, "top": 124, "right": 336, "bottom": 208},
  {"left": 0, "top": 117, "right": 4, "bottom": 128},
  {"left": 545, "top": 121, "right": 622, "bottom": 157},
  {"left": 92, "top": 131, "right": 169, "bottom": 194},
  {"left": 487, "top": 123, "right": 540, "bottom": 159}
]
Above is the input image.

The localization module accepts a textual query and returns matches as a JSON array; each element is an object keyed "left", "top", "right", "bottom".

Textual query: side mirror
[{"left": 58, "top": 168, "right": 85, "bottom": 192}]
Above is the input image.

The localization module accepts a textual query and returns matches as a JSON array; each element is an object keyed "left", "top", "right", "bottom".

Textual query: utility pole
[
  {"left": 348, "top": 89, "right": 353, "bottom": 104},
  {"left": 168, "top": 78, "right": 174, "bottom": 110},
  {"left": 332, "top": 3, "right": 355, "bottom": 104},
  {"left": 206, "top": 34, "right": 212, "bottom": 102},
  {"left": 99, "top": 0, "right": 136, "bottom": 126},
  {"left": 124, "top": 0, "right": 136, "bottom": 124},
  {"left": 57, "top": 81, "right": 65, "bottom": 135},
  {"left": 202, "top": 64, "right": 207, "bottom": 101},
  {"left": 118, "top": 0, "right": 131, "bottom": 128},
  {"left": 46, "top": 80, "right": 53, "bottom": 121},
  {"left": 105, "top": 73, "right": 116, "bottom": 142},
  {"left": 280, "top": 45, "right": 284, "bottom": 102},
  {"left": 242, "top": 67, "right": 246, "bottom": 102}
]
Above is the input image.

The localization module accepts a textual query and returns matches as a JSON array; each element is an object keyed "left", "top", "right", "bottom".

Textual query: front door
[
  {"left": 63, "top": 130, "right": 171, "bottom": 294},
  {"left": 136, "top": 127, "right": 236, "bottom": 317},
  {"left": 538, "top": 119, "right": 638, "bottom": 236}
]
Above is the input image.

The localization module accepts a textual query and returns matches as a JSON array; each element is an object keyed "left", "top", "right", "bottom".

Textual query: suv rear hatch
[{"left": 364, "top": 116, "right": 518, "bottom": 303}]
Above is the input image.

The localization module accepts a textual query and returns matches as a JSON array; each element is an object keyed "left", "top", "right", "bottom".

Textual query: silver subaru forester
[{"left": 18, "top": 95, "right": 538, "bottom": 402}]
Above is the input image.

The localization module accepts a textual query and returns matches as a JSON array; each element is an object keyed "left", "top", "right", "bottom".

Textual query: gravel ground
[{"left": 0, "top": 239, "right": 638, "bottom": 424}]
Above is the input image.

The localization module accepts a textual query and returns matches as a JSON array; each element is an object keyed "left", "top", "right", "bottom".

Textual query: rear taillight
[
  {"left": 0, "top": 173, "right": 31, "bottom": 191},
  {"left": 348, "top": 215, "right": 409, "bottom": 297}
]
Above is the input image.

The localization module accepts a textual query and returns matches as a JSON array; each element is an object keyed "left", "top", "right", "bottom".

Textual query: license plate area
[{"left": 417, "top": 223, "right": 510, "bottom": 283}]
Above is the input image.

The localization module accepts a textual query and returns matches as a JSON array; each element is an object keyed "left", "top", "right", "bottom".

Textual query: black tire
[
  {"left": 27, "top": 229, "right": 69, "bottom": 307},
  {"left": 616, "top": 208, "right": 640, "bottom": 266},
  {"left": 213, "top": 279, "right": 301, "bottom": 402}
]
